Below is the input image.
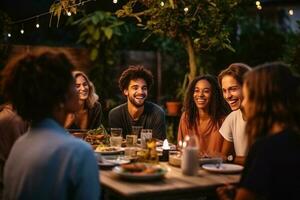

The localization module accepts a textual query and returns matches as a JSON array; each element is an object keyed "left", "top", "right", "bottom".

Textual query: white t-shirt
[{"left": 219, "top": 109, "right": 248, "bottom": 156}]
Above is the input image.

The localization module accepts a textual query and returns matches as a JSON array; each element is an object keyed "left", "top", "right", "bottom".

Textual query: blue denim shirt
[{"left": 4, "top": 118, "right": 100, "bottom": 200}]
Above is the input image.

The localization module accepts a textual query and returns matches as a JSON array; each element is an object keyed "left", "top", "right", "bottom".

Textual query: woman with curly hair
[
  {"left": 64, "top": 71, "right": 102, "bottom": 130},
  {"left": 177, "top": 75, "right": 230, "bottom": 156}
]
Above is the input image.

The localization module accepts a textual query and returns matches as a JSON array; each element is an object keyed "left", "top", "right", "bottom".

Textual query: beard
[{"left": 128, "top": 94, "right": 146, "bottom": 108}]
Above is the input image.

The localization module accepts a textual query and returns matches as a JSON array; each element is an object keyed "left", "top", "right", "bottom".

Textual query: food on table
[
  {"left": 95, "top": 146, "right": 120, "bottom": 153},
  {"left": 120, "top": 163, "right": 164, "bottom": 175}
]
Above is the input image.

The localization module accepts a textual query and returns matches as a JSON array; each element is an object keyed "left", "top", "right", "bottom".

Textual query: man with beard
[
  {"left": 109, "top": 65, "right": 166, "bottom": 140},
  {"left": 218, "top": 63, "right": 251, "bottom": 165}
]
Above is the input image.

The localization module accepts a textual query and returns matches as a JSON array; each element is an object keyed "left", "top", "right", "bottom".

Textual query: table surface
[{"left": 99, "top": 162, "right": 241, "bottom": 200}]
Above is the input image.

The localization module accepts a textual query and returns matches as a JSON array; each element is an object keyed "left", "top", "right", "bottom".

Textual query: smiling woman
[
  {"left": 64, "top": 70, "right": 103, "bottom": 130},
  {"left": 177, "top": 75, "right": 230, "bottom": 156}
]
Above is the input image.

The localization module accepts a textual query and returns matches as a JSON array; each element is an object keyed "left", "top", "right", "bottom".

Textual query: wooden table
[{"left": 99, "top": 162, "right": 240, "bottom": 200}]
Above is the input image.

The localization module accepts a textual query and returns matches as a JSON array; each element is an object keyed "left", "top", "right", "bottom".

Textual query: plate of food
[
  {"left": 202, "top": 163, "right": 244, "bottom": 174},
  {"left": 94, "top": 146, "right": 124, "bottom": 155},
  {"left": 97, "top": 155, "right": 130, "bottom": 169},
  {"left": 112, "top": 163, "right": 168, "bottom": 181}
]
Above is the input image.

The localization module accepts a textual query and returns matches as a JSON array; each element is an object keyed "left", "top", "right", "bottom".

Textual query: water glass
[
  {"left": 126, "top": 126, "right": 143, "bottom": 147},
  {"left": 140, "top": 129, "right": 152, "bottom": 148},
  {"left": 110, "top": 128, "right": 123, "bottom": 147}
]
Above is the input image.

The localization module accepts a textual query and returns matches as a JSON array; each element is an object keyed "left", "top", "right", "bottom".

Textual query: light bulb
[
  {"left": 257, "top": 5, "right": 262, "bottom": 10},
  {"left": 113, "top": 0, "right": 118, "bottom": 3},
  {"left": 67, "top": 11, "right": 72, "bottom": 16},
  {"left": 36, "top": 23, "right": 40, "bottom": 28},
  {"left": 160, "top": 1, "right": 164, "bottom": 7},
  {"left": 20, "top": 29, "right": 24, "bottom": 34},
  {"left": 255, "top": 1, "right": 260, "bottom": 6},
  {"left": 289, "top": 9, "right": 294, "bottom": 16},
  {"left": 184, "top": 7, "right": 189, "bottom": 13},
  {"left": 8, "top": 33, "right": 11, "bottom": 37}
]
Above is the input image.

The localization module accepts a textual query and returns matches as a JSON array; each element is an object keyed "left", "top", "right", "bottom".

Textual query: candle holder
[{"left": 159, "top": 149, "right": 169, "bottom": 162}]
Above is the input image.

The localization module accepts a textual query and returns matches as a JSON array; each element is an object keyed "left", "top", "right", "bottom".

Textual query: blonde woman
[{"left": 64, "top": 71, "right": 102, "bottom": 130}]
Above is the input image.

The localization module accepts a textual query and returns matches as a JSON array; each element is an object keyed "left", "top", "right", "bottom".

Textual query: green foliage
[
  {"left": 283, "top": 21, "right": 300, "bottom": 74},
  {"left": 116, "top": 0, "right": 239, "bottom": 53},
  {"left": 73, "top": 11, "right": 124, "bottom": 61}
]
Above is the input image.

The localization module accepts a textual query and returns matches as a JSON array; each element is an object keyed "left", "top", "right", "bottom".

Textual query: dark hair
[
  {"left": 244, "top": 62, "right": 300, "bottom": 145},
  {"left": 218, "top": 63, "right": 251, "bottom": 87},
  {"left": 1, "top": 49, "right": 75, "bottom": 125},
  {"left": 184, "top": 75, "right": 230, "bottom": 129},
  {"left": 118, "top": 65, "right": 153, "bottom": 92}
]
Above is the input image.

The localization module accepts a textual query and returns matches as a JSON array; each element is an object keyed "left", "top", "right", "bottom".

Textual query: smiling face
[
  {"left": 75, "top": 75, "right": 90, "bottom": 101},
  {"left": 193, "top": 79, "right": 212, "bottom": 111},
  {"left": 221, "top": 75, "right": 243, "bottom": 111},
  {"left": 124, "top": 78, "right": 148, "bottom": 108}
]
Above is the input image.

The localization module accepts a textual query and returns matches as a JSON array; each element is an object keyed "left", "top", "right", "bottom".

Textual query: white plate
[
  {"left": 202, "top": 163, "right": 244, "bottom": 173},
  {"left": 97, "top": 155, "right": 130, "bottom": 168},
  {"left": 199, "top": 157, "right": 223, "bottom": 165},
  {"left": 94, "top": 147, "right": 124, "bottom": 155},
  {"left": 112, "top": 165, "right": 167, "bottom": 181}
]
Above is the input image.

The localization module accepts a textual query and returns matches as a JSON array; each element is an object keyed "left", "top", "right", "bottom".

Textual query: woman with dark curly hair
[
  {"left": 177, "top": 75, "right": 230, "bottom": 156},
  {"left": 64, "top": 71, "right": 102, "bottom": 130},
  {"left": 1, "top": 49, "right": 100, "bottom": 200}
]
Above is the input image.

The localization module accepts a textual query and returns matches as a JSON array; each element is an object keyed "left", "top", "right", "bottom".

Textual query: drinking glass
[
  {"left": 110, "top": 128, "right": 123, "bottom": 147},
  {"left": 140, "top": 129, "right": 152, "bottom": 148},
  {"left": 126, "top": 126, "right": 143, "bottom": 147}
]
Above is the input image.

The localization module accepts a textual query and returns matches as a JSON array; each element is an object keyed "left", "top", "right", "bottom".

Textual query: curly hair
[
  {"left": 72, "top": 71, "right": 99, "bottom": 109},
  {"left": 244, "top": 62, "right": 300, "bottom": 146},
  {"left": 218, "top": 63, "right": 251, "bottom": 87},
  {"left": 184, "top": 75, "right": 230, "bottom": 130},
  {"left": 118, "top": 65, "right": 153, "bottom": 92},
  {"left": 1, "top": 49, "right": 74, "bottom": 125}
]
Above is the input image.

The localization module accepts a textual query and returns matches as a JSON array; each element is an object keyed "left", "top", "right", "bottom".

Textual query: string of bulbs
[{"left": 6, "top": 0, "right": 97, "bottom": 38}]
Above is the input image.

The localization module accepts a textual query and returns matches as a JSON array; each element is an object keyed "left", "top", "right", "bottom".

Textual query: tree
[{"left": 116, "top": 0, "right": 240, "bottom": 83}]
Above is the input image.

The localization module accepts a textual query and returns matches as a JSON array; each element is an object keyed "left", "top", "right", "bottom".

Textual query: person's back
[
  {"left": 4, "top": 119, "right": 99, "bottom": 200},
  {"left": 1, "top": 49, "right": 100, "bottom": 200},
  {"left": 240, "top": 129, "right": 300, "bottom": 200}
]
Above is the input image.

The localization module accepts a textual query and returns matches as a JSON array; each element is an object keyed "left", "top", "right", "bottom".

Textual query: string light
[
  {"left": 288, "top": 9, "right": 294, "bottom": 16},
  {"left": 36, "top": 17, "right": 40, "bottom": 28},
  {"left": 160, "top": 1, "right": 164, "bottom": 7},
  {"left": 184, "top": 7, "right": 189, "bottom": 13},
  {"left": 8, "top": 33, "right": 11, "bottom": 38},
  {"left": 67, "top": 11, "right": 72, "bottom": 16},
  {"left": 256, "top": 1, "right": 262, "bottom": 10},
  {"left": 20, "top": 24, "right": 24, "bottom": 34},
  {"left": 9, "top": 0, "right": 96, "bottom": 26},
  {"left": 113, "top": 0, "right": 118, "bottom": 4}
]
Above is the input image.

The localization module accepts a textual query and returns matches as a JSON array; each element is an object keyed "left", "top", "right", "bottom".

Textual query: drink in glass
[
  {"left": 141, "top": 129, "right": 152, "bottom": 148},
  {"left": 127, "top": 126, "right": 142, "bottom": 146},
  {"left": 110, "top": 128, "right": 123, "bottom": 147}
]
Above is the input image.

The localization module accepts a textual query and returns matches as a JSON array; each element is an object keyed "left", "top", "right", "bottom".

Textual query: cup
[
  {"left": 110, "top": 128, "right": 123, "bottom": 147},
  {"left": 126, "top": 126, "right": 142, "bottom": 147},
  {"left": 141, "top": 129, "right": 152, "bottom": 148}
]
